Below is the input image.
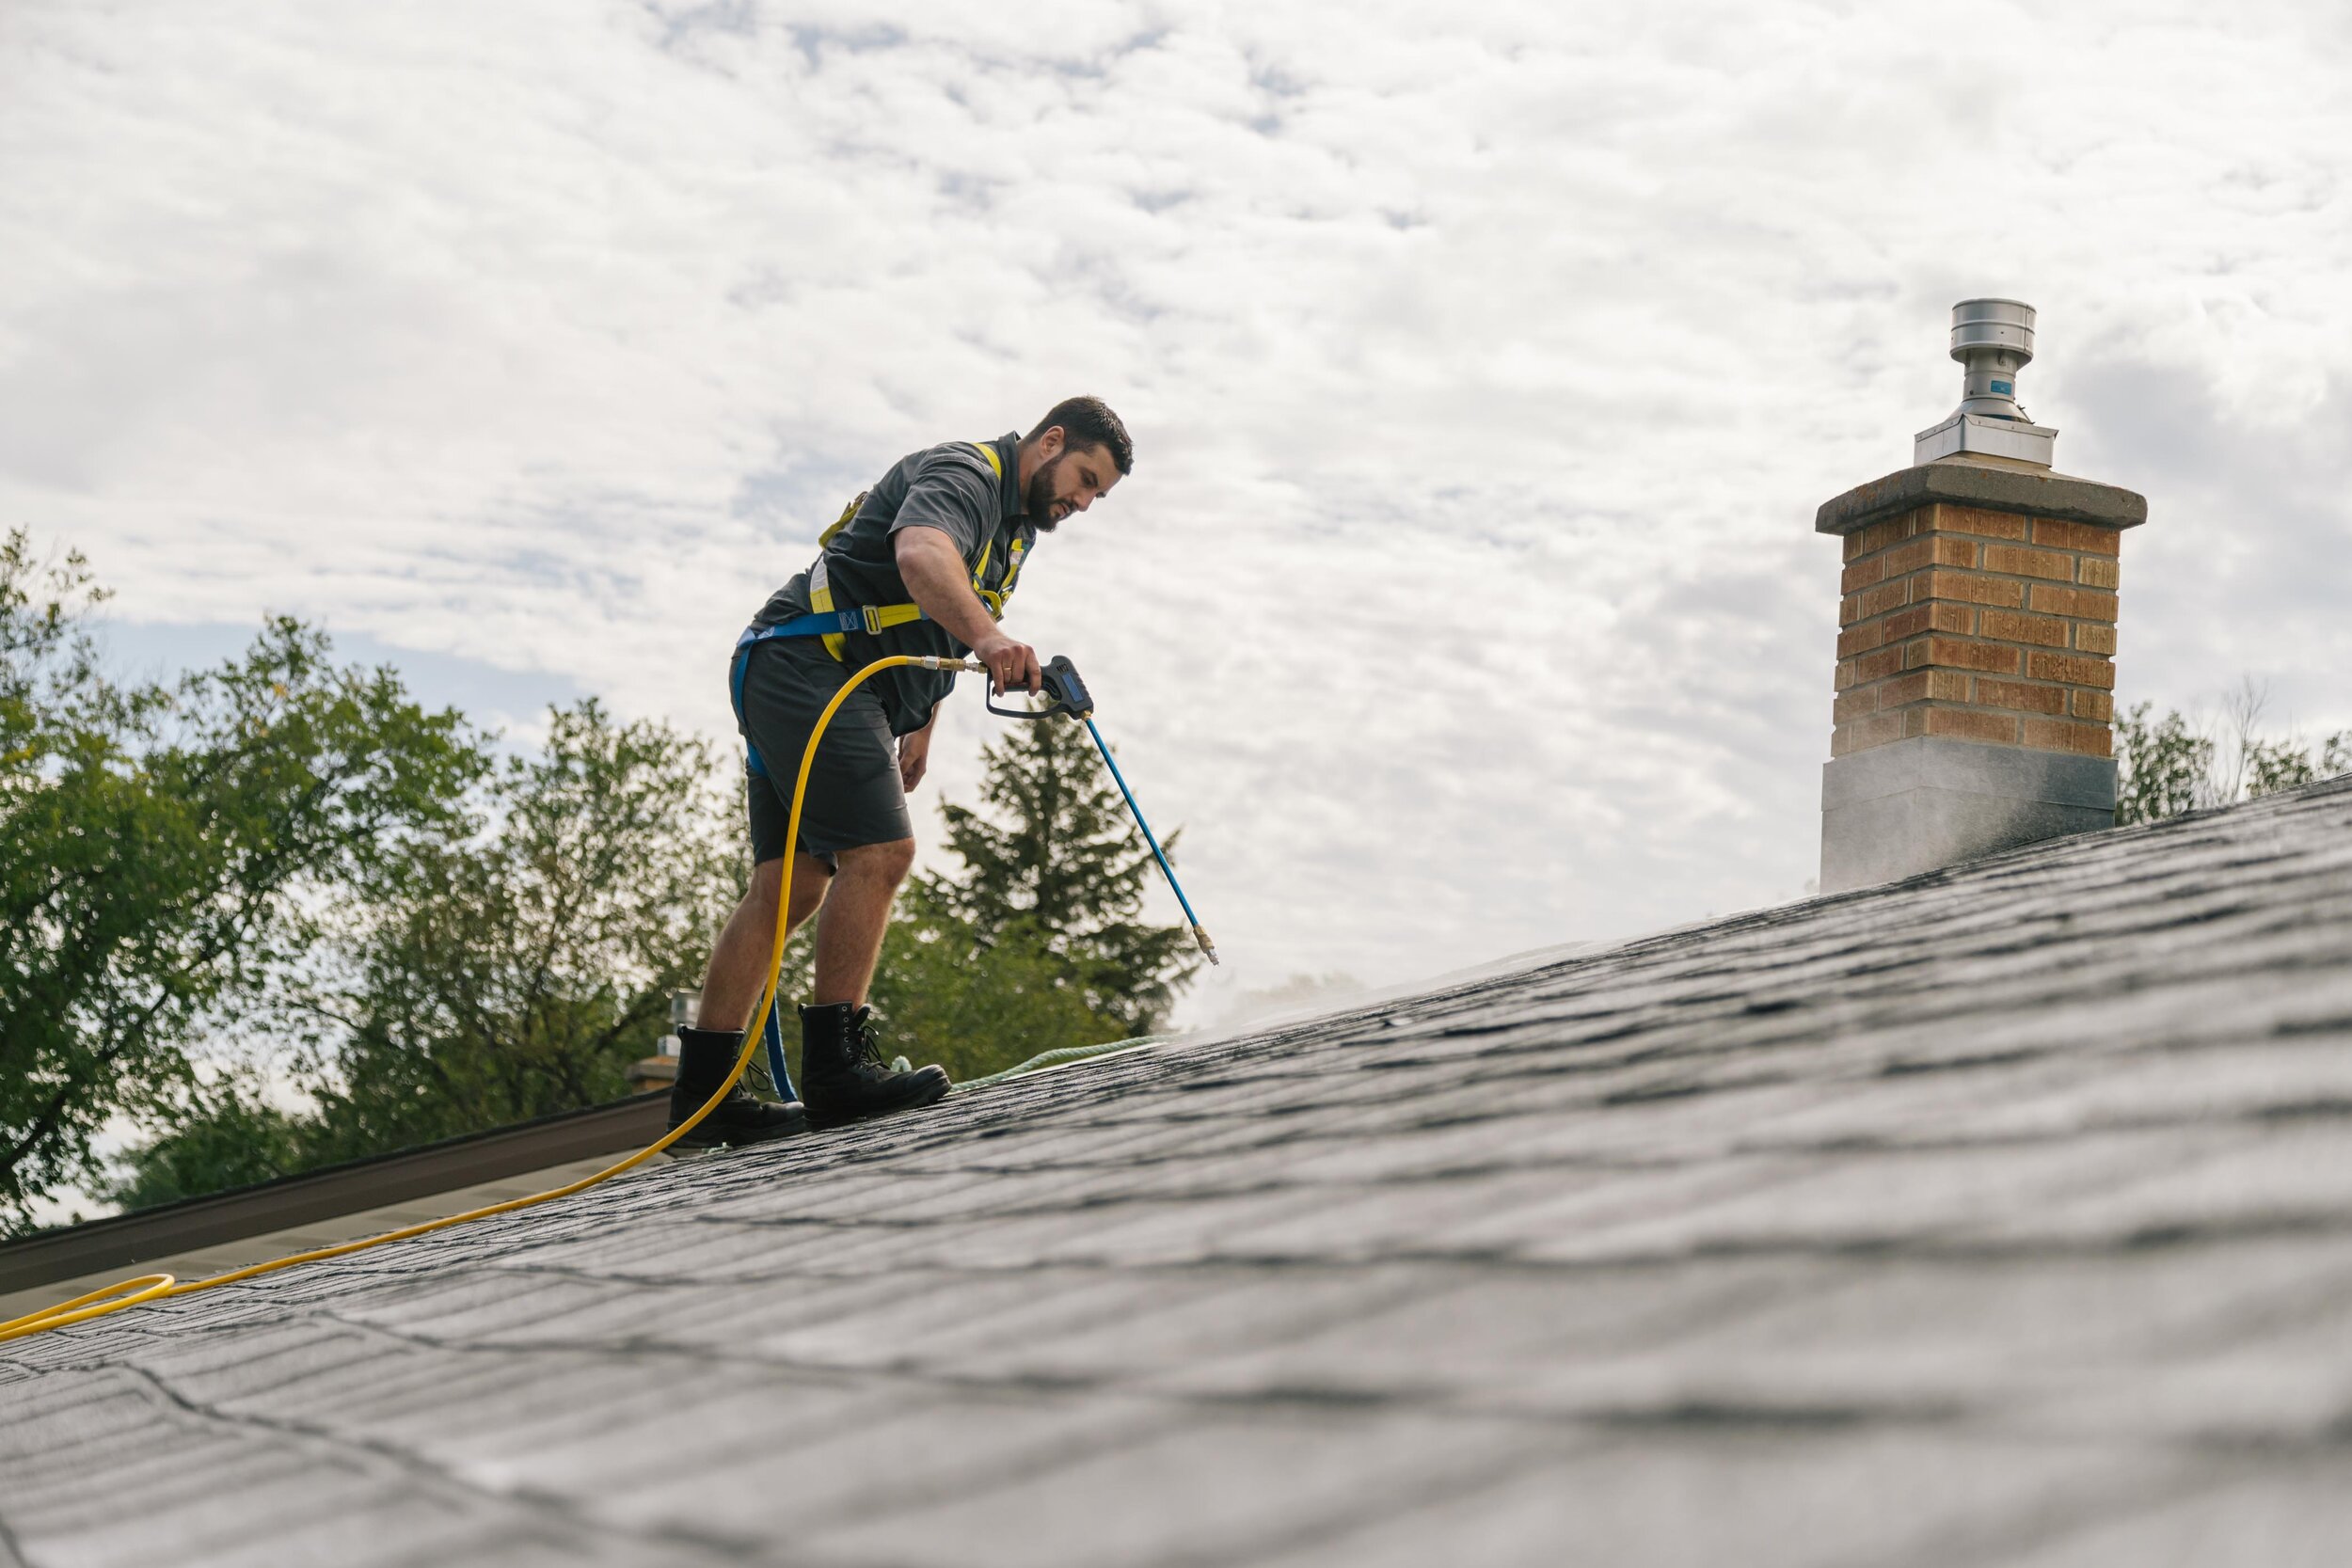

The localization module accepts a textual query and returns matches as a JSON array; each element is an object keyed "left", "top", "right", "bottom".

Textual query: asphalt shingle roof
[{"left": 6, "top": 776, "right": 2352, "bottom": 1566}]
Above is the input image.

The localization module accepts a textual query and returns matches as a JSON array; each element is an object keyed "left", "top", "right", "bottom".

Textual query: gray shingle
[{"left": 5, "top": 775, "right": 2351, "bottom": 1564}]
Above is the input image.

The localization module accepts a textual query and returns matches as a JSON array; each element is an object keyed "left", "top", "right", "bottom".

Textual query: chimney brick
[
  {"left": 1979, "top": 609, "right": 2071, "bottom": 648},
  {"left": 1979, "top": 545, "right": 2075, "bottom": 581},
  {"left": 1976, "top": 676, "right": 2070, "bottom": 716},
  {"left": 1921, "top": 707, "right": 2021, "bottom": 745},
  {"left": 1912, "top": 634, "right": 2023, "bottom": 675},
  {"left": 2024, "top": 650, "right": 2115, "bottom": 689},
  {"left": 1918, "top": 567, "right": 2027, "bottom": 609},
  {"left": 2073, "top": 624, "right": 2118, "bottom": 655},
  {"left": 1934, "top": 505, "right": 2030, "bottom": 541},
  {"left": 2020, "top": 717, "right": 2114, "bottom": 757}
]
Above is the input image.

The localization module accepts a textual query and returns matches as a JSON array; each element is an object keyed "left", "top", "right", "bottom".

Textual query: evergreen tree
[
  {"left": 925, "top": 713, "right": 1200, "bottom": 1035},
  {"left": 864, "top": 879, "right": 1118, "bottom": 1085}
]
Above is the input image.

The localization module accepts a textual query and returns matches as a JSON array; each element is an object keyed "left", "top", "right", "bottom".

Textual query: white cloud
[{"left": 4, "top": 0, "right": 2348, "bottom": 1014}]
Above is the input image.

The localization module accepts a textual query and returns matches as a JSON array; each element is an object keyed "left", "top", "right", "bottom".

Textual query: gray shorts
[{"left": 734, "top": 637, "right": 913, "bottom": 865}]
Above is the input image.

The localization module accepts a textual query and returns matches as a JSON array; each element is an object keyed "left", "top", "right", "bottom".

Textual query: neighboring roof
[
  {"left": 4, "top": 775, "right": 2350, "bottom": 1565},
  {"left": 0, "top": 1095, "right": 668, "bottom": 1318}
]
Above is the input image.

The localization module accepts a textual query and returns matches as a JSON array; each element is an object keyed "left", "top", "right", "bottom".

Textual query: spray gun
[
  {"left": 983, "top": 654, "right": 1096, "bottom": 724},
  {"left": 924, "top": 653, "right": 1216, "bottom": 965}
]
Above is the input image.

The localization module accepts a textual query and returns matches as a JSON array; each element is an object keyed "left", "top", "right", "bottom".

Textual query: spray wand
[{"left": 982, "top": 655, "right": 1217, "bottom": 965}]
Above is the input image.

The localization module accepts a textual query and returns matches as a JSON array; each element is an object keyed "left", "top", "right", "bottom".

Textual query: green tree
[
  {"left": 2113, "top": 703, "right": 2214, "bottom": 826},
  {"left": 864, "top": 882, "right": 1118, "bottom": 1085},
  {"left": 0, "top": 530, "right": 482, "bottom": 1232},
  {"left": 114, "top": 700, "right": 744, "bottom": 1202},
  {"left": 290, "top": 700, "right": 741, "bottom": 1162},
  {"left": 754, "top": 898, "right": 1129, "bottom": 1096},
  {"left": 103, "top": 1070, "right": 310, "bottom": 1212},
  {"left": 2116, "top": 679, "right": 2350, "bottom": 826},
  {"left": 926, "top": 714, "right": 1201, "bottom": 1035}
]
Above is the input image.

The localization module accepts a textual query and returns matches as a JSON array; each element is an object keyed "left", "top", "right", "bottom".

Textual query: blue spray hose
[
  {"left": 1083, "top": 715, "right": 1217, "bottom": 966},
  {"left": 762, "top": 986, "right": 796, "bottom": 1101}
]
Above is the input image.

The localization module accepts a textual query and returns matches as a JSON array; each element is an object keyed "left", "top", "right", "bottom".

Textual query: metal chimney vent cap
[
  {"left": 1949, "top": 298, "right": 2036, "bottom": 421},
  {"left": 1914, "top": 297, "right": 2057, "bottom": 467},
  {"left": 1951, "top": 298, "right": 2036, "bottom": 362}
]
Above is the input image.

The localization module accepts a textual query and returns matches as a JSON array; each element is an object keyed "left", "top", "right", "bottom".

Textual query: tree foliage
[
  {"left": 1, "top": 531, "right": 480, "bottom": 1232},
  {"left": 2115, "top": 679, "right": 2350, "bottom": 827},
  {"left": 110, "top": 700, "right": 740, "bottom": 1200},
  {"left": 2113, "top": 704, "right": 2214, "bottom": 826},
  {"left": 864, "top": 886, "right": 1119, "bottom": 1085},
  {"left": 104, "top": 1073, "right": 309, "bottom": 1212},
  {"left": 289, "top": 700, "right": 742, "bottom": 1161}
]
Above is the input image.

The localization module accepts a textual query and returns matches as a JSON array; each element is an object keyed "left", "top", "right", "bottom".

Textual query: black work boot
[
  {"left": 667, "top": 1026, "right": 809, "bottom": 1148},
  {"left": 799, "top": 1003, "right": 951, "bottom": 1130}
]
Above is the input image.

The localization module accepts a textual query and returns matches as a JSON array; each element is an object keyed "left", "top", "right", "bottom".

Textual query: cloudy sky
[{"left": 4, "top": 0, "right": 2348, "bottom": 1021}]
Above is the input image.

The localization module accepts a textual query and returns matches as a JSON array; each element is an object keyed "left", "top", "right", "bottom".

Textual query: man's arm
[{"left": 894, "top": 525, "right": 1041, "bottom": 695}]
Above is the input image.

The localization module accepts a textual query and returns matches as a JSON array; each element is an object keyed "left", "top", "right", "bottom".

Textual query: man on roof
[{"left": 670, "top": 396, "right": 1132, "bottom": 1144}]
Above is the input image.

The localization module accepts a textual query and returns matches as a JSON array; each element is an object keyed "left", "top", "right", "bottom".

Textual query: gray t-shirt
[{"left": 755, "top": 433, "right": 1036, "bottom": 735}]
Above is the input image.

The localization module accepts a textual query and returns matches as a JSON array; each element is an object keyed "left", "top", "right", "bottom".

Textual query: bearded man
[{"left": 669, "top": 396, "right": 1131, "bottom": 1143}]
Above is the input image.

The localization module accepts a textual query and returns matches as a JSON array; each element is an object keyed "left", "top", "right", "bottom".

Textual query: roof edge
[{"left": 0, "top": 1092, "right": 669, "bottom": 1295}]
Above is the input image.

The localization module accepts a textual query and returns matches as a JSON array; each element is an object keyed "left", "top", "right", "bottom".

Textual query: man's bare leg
[
  {"left": 697, "top": 852, "right": 834, "bottom": 1031},
  {"left": 813, "top": 838, "right": 915, "bottom": 1006},
  {"left": 800, "top": 836, "right": 945, "bottom": 1125}
]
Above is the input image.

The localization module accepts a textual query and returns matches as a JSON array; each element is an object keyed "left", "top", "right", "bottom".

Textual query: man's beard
[{"left": 1024, "top": 452, "right": 1064, "bottom": 531}]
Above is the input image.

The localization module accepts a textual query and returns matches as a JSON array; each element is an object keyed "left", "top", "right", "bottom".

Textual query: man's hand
[
  {"left": 973, "top": 632, "right": 1041, "bottom": 697},
  {"left": 898, "top": 726, "right": 932, "bottom": 792}
]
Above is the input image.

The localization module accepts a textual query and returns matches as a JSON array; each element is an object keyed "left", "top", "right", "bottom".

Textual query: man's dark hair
[{"left": 1027, "top": 396, "right": 1133, "bottom": 475}]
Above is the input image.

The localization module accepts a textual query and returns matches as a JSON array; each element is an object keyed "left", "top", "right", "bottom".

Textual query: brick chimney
[{"left": 1816, "top": 300, "right": 2147, "bottom": 893}]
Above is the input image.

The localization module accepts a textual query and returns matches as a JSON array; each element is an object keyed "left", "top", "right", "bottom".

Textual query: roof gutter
[{"left": 0, "top": 1092, "right": 670, "bottom": 1297}]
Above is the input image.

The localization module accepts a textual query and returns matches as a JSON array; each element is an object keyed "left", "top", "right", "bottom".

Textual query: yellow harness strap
[{"left": 810, "top": 442, "right": 1010, "bottom": 661}]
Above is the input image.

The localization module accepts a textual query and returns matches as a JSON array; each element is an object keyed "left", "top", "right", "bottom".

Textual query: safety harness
[{"left": 732, "top": 441, "right": 1025, "bottom": 778}]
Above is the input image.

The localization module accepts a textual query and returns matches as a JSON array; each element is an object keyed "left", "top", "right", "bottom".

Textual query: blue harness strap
[
  {"left": 727, "top": 633, "right": 768, "bottom": 779},
  {"left": 737, "top": 609, "right": 870, "bottom": 656},
  {"left": 729, "top": 615, "right": 872, "bottom": 779}
]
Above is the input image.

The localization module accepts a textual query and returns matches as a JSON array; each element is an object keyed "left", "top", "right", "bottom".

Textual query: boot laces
[{"left": 849, "top": 1010, "right": 889, "bottom": 1072}]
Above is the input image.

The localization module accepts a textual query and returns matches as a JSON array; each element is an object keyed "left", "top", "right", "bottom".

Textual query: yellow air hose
[{"left": 0, "top": 653, "right": 974, "bottom": 1344}]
